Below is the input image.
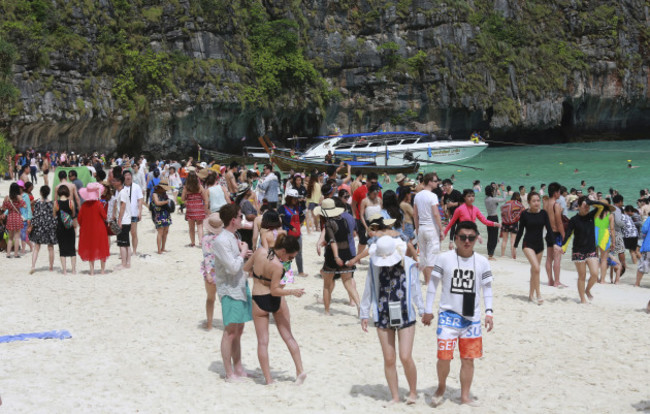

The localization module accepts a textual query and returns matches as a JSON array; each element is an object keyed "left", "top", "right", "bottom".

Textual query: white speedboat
[{"left": 300, "top": 132, "right": 488, "bottom": 166}]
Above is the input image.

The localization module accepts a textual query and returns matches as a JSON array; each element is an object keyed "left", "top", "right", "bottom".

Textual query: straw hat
[
  {"left": 395, "top": 173, "right": 407, "bottom": 183},
  {"left": 369, "top": 236, "right": 406, "bottom": 267},
  {"left": 367, "top": 212, "right": 396, "bottom": 227},
  {"left": 197, "top": 168, "right": 210, "bottom": 180},
  {"left": 210, "top": 164, "right": 221, "bottom": 172},
  {"left": 403, "top": 180, "right": 417, "bottom": 189},
  {"left": 203, "top": 213, "right": 223, "bottom": 236},
  {"left": 313, "top": 198, "right": 344, "bottom": 218},
  {"left": 236, "top": 183, "right": 251, "bottom": 196},
  {"left": 186, "top": 166, "right": 196, "bottom": 172},
  {"left": 154, "top": 180, "right": 172, "bottom": 192},
  {"left": 79, "top": 182, "right": 103, "bottom": 201}
]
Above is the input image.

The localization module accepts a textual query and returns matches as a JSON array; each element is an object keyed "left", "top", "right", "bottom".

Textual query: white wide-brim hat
[
  {"left": 369, "top": 235, "right": 407, "bottom": 267},
  {"left": 313, "top": 198, "right": 344, "bottom": 218}
]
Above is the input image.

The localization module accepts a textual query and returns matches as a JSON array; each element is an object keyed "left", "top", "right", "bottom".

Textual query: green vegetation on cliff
[
  {"left": 0, "top": 36, "right": 19, "bottom": 109},
  {"left": 0, "top": 0, "right": 647, "bottom": 143},
  {"left": 0, "top": 0, "right": 336, "bottom": 117},
  {"left": 0, "top": 132, "right": 15, "bottom": 175}
]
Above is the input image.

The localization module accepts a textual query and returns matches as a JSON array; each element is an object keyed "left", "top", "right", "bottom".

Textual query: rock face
[{"left": 0, "top": 0, "right": 649, "bottom": 156}]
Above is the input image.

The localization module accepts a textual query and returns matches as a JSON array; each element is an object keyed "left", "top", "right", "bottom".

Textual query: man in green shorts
[{"left": 214, "top": 203, "right": 253, "bottom": 381}]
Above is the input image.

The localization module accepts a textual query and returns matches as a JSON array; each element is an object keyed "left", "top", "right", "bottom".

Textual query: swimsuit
[
  {"left": 514, "top": 210, "right": 554, "bottom": 254},
  {"left": 252, "top": 294, "right": 281, "bottom": 313},
  {"left": 251, "top": 269, "right": 285, "bottom": 313}
]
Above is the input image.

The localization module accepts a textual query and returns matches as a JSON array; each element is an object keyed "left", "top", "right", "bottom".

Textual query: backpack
[{"left": 60, "top": 210, "right": 74, "bottom": 229}]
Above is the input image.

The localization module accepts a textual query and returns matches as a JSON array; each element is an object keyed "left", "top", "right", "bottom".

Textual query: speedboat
[{"left": 300, "top": 131, "right": 488, "bottom": 166}]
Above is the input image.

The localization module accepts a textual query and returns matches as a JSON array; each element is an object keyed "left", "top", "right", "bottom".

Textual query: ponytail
[{"left": 274, "top": 233, "right": 300, "bottom": 254}]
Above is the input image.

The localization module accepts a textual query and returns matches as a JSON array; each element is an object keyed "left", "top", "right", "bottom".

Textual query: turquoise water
[
  {"left": 371, "top": 140, "right": 648, "bottom": 215},
  {"left": 414, "top": 139, "right": 649, "bottom": 206}
]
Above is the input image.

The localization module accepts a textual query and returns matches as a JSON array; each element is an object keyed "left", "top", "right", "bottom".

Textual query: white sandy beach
[{"left": 1, "top": 175, "right": 649, "bottom": 413}]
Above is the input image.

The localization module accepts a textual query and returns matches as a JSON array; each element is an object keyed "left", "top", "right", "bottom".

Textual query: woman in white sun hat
[{"left": 360, "top": 235, "right": 423, "bottom": 406}]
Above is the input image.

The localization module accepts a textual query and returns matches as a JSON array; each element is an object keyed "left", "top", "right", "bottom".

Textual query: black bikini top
[{"left": 252, "top": 268, "right": 285, "bottom": 283}]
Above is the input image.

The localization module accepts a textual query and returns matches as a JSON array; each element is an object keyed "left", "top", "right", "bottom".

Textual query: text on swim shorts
[{"left": 451, "top": 269, "right": 475, "bottom": 293}]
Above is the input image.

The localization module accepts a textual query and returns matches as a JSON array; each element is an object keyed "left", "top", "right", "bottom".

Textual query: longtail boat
[{"left": 270, "top": 152, "right": 419, "bottom": 174}]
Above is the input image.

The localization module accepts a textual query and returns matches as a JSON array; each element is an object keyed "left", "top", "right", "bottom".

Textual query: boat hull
[
  {"left": 301, "top": 134, "right": 488, "bottom": 166},
  {"left": 271, "top": 153, "right": 419, "bottom": 175}
]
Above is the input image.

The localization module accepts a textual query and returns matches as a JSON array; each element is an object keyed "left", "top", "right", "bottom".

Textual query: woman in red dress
[
  {"left": 78, "top": 182, "right": 109, "bottom": 275},
  {"left": 181, "top": 171, "right": 208, "bottom": 247},
  {"left": 2, "top": 183, "right": 25, "bottom": 258}
]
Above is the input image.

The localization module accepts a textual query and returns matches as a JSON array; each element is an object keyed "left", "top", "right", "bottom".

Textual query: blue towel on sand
[{"left": 0, "top": 330, "right": 72, "bottom": 343}]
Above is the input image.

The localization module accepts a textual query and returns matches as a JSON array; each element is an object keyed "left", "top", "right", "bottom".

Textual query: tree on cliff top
[{"left": 0, "top": 36, "right": 19, "bottom": 110}]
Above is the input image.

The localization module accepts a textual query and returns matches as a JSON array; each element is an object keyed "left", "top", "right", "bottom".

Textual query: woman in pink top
[{"left": 444, "top": 189, "right": 501, "bottom": 238}]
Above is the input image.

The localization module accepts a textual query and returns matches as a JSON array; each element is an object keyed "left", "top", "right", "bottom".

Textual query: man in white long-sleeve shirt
[
  {"left": 422, "top": 221, "right": 494, "bottom": 407},
  {"left": 214, "top": 203, "right": 253, "bottom": 381}
]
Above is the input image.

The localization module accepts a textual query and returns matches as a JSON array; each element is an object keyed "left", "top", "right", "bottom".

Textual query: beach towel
[{"left": 0, "top": 330, "right": 72, "bottom": 343}]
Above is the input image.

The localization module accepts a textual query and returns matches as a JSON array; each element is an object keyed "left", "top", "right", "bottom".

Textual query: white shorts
[{"left": 418, "top": 225, "right": 440, "bottom": 268}]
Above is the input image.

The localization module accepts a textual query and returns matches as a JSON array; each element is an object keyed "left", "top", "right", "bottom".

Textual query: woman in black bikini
[
  {"left": 514, "top": 192, "right": 554, "bottom": 304},
  {"left": 243, "top": 234, "right": 306, "bottom": 385}
]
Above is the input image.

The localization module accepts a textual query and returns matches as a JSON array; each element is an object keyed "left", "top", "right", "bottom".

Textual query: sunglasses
[
  {"left": 343, "top": 194, "right": 350, "bottom": 199},
  {"left": 458, "top": 235, "right": 477, "bottom": 242}
]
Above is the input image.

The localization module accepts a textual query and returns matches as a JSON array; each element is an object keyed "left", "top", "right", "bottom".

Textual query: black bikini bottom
[{"left": 252, "top": 294, "right": 281, "bottom": 313}]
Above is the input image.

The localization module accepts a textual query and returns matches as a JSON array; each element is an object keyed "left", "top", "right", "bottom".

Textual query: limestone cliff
[{"left": 0, "top": 0, "right": 648, "bottom": 156}]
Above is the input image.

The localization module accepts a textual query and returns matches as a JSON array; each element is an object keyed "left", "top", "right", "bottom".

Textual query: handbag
[
  {"left": 167, "top": 199, "right": 175, "bottom": 213},
  {"left": 106, "top": 197, "right": 121, "bottom": 235},
  {"left": 108, "top": 220, "right": 122, "bottom": 235}
]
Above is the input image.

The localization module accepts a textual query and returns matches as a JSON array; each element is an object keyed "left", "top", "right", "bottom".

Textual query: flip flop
[{"left": 431, "top": 395, "right": 444, "bottom": 407}]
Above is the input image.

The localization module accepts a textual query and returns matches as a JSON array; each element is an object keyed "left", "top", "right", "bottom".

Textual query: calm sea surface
[{"left": 395, "top": 139, "right": 650, "bottom": 213}]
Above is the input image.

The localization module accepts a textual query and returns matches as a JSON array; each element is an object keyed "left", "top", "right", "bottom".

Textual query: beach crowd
[{"left": 2, "top": 147, "right": 649, "bottom": 407}]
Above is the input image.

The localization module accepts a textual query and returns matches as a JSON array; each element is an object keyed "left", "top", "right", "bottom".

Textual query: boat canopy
[{"left": 313, "top": 131, "right": 429, "bottom": 140}]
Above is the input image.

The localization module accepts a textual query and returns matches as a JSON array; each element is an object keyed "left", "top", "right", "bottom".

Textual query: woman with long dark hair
[
  {"left": 30, "top": 185, "right": 58, "bottom": 273},
  {"left": 562, "top": 197, "right": 615, "bottom": 303},
  {"left": 382, "top": 190, "right": 403, "bottom": 229},
  {"left": 243, "top": 233, "right": 306, "bottom": 385},
  {"left": 53, "top": 185, "right": 76, "bottom": 274},
  {"left": 235, "top": 183, "right": 257, "bottom": 250},
  {"left": 305, "top": 172, "right": 321, "bottom": 233},
  {"left": 514, "top": 192, "right": 554, "bottom": 304},
  {"left": 3, "top": 183, "right": 26, "bottom": 258},
  {"left": 181, "top": 171, "right": 208, "bottom": 247}
]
